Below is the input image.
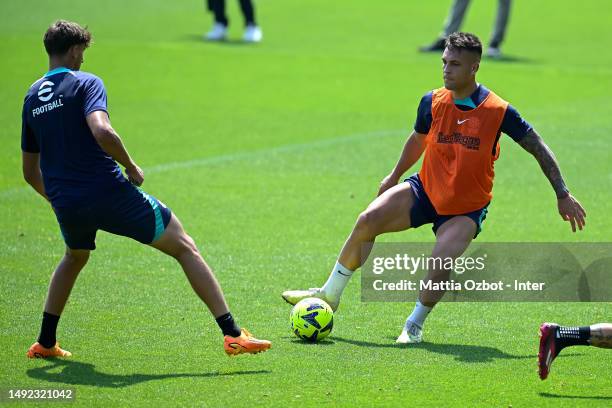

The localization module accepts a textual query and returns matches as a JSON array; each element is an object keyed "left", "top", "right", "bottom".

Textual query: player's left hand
[
  {"left": 557, "top": 194, "right": 586, "bottom": 232},
  {"left": 377, "top": 173, "right": 399, "bottom": 197},
  {"left": 126, "top": 164, "right": 144, "bottom": 187}
]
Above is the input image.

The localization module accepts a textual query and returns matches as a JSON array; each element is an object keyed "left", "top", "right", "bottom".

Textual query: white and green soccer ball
[{"left": 290, "top": 297, "right": 334, "bottom": 342}]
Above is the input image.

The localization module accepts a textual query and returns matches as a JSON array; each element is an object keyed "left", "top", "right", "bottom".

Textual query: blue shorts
[
  {"left": 405, "top": 173, "right": 488, "bottom": 239},
  {"left": 53, "top": 183, "right": 172, "bottom": 250}
]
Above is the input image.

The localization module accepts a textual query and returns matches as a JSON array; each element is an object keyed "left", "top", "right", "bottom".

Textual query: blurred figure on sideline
[
  {"left": 205, "top": 0, "right": 262, "bottom": 43},
  {"left": 420, "top": 0, "right": 511, "bottom": 58}
]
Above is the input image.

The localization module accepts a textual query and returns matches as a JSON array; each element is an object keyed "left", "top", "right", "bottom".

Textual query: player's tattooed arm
[
  {"left": 590, "top": 324, "right": 612, "bottom": 349},
  {"left": 518, "top": 129, "right": 586, "bottom": 232},
  {"left": 517, "top": 129, "right": 568, "bottom": 199}
]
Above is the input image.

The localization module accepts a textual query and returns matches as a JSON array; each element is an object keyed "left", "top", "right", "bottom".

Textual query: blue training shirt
[
  {"left": 21, "top": 68, "right": 128, "bottom": 207},
  {"left": 413, "top": 84, "right": 532, "bottom": 142}
]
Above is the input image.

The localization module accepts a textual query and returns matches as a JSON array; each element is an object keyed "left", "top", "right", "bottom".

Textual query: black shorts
[
  {"left": 405, "top": 173, "right": 488, "bottom": 239},
  {"left": 53, "top": 183, "right": 172, "bottom": 250}
]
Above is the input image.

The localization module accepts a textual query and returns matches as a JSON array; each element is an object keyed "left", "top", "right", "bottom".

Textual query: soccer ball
[{"left": 290, "top": 297, "right": 334, "bottom": 342}]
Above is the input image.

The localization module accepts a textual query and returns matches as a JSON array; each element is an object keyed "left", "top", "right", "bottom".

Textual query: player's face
[{"left": 442, "top": 48, "right": 479, "bottom": 91}]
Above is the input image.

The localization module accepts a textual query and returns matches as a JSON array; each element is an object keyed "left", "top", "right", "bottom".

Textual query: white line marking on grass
[
  {"left": 0, "top": 129, "right": 405, "bottom": 199},
  {"left": 146, "top": 129, "right": 404, "bottom": 174}
]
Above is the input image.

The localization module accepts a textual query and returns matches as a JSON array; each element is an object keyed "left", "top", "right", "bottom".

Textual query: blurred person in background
[
  {"left": 420, "top": 0, "right": 512, "bottom": 58},
  {"left": 205, "top": 0, "right": 262, "bottom": 42}
]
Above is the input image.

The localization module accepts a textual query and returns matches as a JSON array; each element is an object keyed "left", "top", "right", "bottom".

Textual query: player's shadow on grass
[
  {"left": 334, "top": 336, "right": 528, "bottom": 362},
  {"left": 539, "top": 392, "right": 611, "bottom": 401},
  {"left": 26, "top": 359, "right": 270, "bottom": 388},
  {"left": 484, "top": 54, "right": 537, "bottom": 64},
  {"left": 181, "top": 34, "right": 253, "bottom": 46},
  {"left": 333, "top": 336, "right": 581, "bottom": 363}
]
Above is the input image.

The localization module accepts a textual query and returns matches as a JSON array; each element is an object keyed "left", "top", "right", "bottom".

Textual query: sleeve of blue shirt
[
  {"left": 21, "top": 101, "right": 39, "bottom": 153},
  {"left": 82, "top": 75, "right": 108, "bottom": 117},
  {"left": 413, "top": 91, "right": 433, "bottom": 134},
  {"left": 501, "top": 104, "right": 532, "bottom": 142}
]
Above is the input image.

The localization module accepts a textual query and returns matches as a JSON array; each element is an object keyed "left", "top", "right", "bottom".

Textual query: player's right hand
[
  {"left": 126, "top": 164, "right": 144, "bottom": 186},
  {"left": 557, "top": 194, "right": 586, "bottom": 232},
  {"left": 377, "top": 173, "right": 399, "bottom": 196}
]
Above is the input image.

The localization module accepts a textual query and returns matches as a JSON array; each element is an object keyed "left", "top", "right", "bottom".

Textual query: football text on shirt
[{"left": 32, "top": 98, "right": 64, "bottom": 117}]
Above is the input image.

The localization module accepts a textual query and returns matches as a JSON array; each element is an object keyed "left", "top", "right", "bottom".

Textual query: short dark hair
[
  {"left": 445, "top": 32, "right": 482, "bottom": 58},
  {"left": 43, "top": 20, "right": 91, "bottom": 56}
]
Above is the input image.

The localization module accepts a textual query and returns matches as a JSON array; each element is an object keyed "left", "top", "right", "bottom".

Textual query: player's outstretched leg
[
  {"left": 397, "top": 216, "right": 475, "bottom": 344},
  {"left": 27, "top": 248, "right": 90, "bottom": 358},
  {"left": 150, "top": 213, "right": 271, "bottom": 356},
  {"left": 282, "top": 182, "right": 415, "bottom": 311},
  {"left": 538, "top": 322, "right": 612, "bottom": 380}
]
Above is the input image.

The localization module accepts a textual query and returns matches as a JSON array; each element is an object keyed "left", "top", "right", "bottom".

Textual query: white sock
[
  {"left": 321, "top": 261, "right": 353, "bottom": 300},
  {"left": 406, "top": 301, "right": 432, "bottom": 328}
]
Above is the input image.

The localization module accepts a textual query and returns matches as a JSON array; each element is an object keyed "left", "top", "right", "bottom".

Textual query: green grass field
[{"left": 1, "top": 1, "right": 611, "bottom": 406}]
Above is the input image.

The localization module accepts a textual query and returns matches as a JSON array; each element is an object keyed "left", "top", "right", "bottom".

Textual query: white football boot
[
  {"left": 281, "top": 288, "right": 339, "bottom": 311},
  {"left": 243, "top": 25, "right": 262, "bottom": 43},
  {"left": 205, "top": 23, "right": 227, "bottom": 41},
  {"left": 486, "top": 46, "right": 502, "bottom": 59},
  {"left": 396, "top": 320, "right": 423, "bottom": 344}
]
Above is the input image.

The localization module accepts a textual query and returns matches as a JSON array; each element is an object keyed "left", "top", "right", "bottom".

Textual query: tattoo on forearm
[
  {"left": 518, "top": 130, "right": 568, "bottom": 198},
  {"left": 590, "top": 327, "right": 612, "bottom": 348}
]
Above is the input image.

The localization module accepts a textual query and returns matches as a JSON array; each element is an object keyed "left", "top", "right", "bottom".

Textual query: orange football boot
[
  {"left": 224, "top": 329, "right": 271, "bottom": 356},
  {"left": 27, "top": 342, "right": 72, "bottom": 359}
]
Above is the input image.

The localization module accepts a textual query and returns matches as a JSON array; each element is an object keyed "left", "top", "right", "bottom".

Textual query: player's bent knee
[
  {"left": 184, "top": 234, "right": 199, "bottom": 255},
  {"left": 175, "top": 233, "right": 199, "bottom": 258},
  {"left": 355, "top": 210, "right": 381, "bottom": 237},
  {"left": 64, "top": 249, "right": 89, "bottom": 265}
]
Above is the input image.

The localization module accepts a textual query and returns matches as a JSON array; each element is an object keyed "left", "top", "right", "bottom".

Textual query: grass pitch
[{"left": 1, "top": 1, "right": 611, "bottom": 406}]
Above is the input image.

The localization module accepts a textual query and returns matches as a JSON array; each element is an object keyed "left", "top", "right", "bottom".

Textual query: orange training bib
[{"left": 418, "top": 87, "right": 508, "bottom": 214}]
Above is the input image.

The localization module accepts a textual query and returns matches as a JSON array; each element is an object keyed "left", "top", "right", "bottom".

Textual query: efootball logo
[{"left": 38, "top": 81, "right": 54, "bottom": 102}]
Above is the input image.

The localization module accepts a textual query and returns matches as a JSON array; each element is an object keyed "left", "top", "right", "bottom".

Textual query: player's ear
[
  {"left": 68, "top": 44, "right": 81, "bottom": 59},
  {"left": 471, "top": 62, "right": 480, "bottom": 75},
  {"left": 66, "top": 45, "right": 76, "bottom": 61}
]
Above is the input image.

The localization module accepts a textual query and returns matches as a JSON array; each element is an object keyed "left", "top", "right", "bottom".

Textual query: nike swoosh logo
[
  {"left": 457, "top": 119, "right": 470, "bottom": 124},
  {"left": 229, "top": 343, "right": 247, "bottom": 350}
]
